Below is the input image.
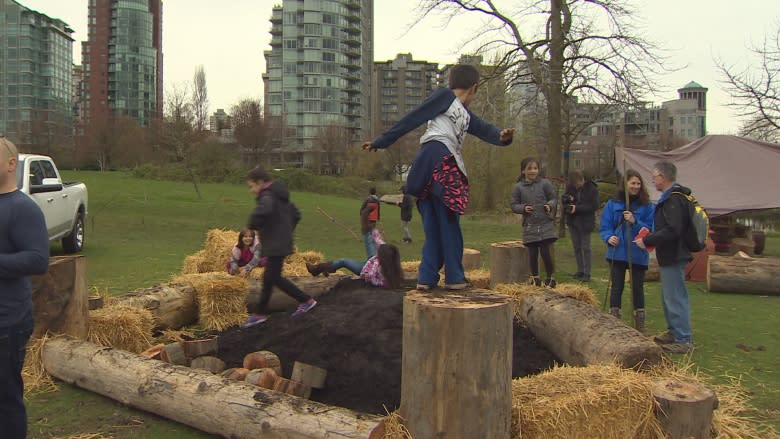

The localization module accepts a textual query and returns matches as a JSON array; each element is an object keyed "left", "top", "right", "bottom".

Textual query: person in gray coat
[{"left": 511, "top": 157, "right": 558, "bottom": 287}]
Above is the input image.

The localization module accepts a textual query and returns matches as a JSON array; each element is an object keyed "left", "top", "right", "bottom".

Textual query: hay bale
[
  {"left": 511, "top": 364, "right": 663, "bottom": 439},
  {"left": 172, "top": 272, "right": 249, "bottom": 331},
  {"left": 553, "top": 283, "right": 598, "bottom": 306},
  {"left": 493, "top": 283, "right": 546, "bottom": 319},
  {"left": 23, "top": 333, "right": 57, "bottom": 395},
  {"left": 401, "top": 260, "right": 420, "bottom": 273},
  {"left": 284, "top": 250, "right": 324, "bottom": 277},
  {"left": 87, "top": 304, "right": 154, "bottom": 353}
]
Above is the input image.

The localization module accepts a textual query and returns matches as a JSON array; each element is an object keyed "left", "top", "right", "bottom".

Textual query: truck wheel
[{"left": 62, "top": 213, "right": 85, "bottom": 253}]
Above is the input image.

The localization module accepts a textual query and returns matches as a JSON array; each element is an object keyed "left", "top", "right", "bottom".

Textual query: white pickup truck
[{"left": 16, "top": 154, "right": 88, "bottom": 253}]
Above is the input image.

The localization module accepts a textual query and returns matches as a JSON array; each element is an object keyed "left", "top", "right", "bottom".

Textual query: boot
[
  {"left": 633, "top": 309, "right": 648, "bottom": 335},
  {"left": 544, "top": 278, "right": 557, "bottom": 288},
  {"left": 306, "top": 262, "right": 335, "bottom": 277},
  {"left": 528, "top": 276, "right": 542, "bottom": 287},
  {"left": 609, "top": 307, "right": 621, "bottom": 319}
]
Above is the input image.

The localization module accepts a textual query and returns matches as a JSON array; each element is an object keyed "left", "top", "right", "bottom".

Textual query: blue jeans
[
  {"left": 658, "top": 262, "right": 692, "bottom": 343},
  {"left": 0, "top": 316, "right": 34, "bottom": 439},
  {"left": 332, "top": 258, "right": 366, "bottom": 275},
  {"left": 363, "top": 231, "right": 377, "bottom": 259},
  {"left": 418, "top": 197, "right": 464, "bottom": 286}
]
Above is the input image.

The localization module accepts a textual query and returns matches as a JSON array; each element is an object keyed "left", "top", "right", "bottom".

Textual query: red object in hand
[{"left": 634, "top": 227, "right": 655, "bottom": 252}]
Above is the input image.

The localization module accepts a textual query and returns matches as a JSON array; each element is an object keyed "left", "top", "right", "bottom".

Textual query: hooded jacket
[
  {"left": 510, "top": 178, "right": 558, "bottom": 244},
  {"left": 599, "top": 195, "right": 655, "bottom": 266},
  {"left": 643, "top": 184, "right": 693, "bottom": 266},
  {"left": 247, "top": 180, "right": 298, "bottom": 257},
  {"left": 564, "top": 179, "right": 599, "bottom": 232}
]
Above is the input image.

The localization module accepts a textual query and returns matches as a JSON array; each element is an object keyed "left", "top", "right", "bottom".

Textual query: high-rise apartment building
[
  {"left": 263, "top": 0, "right": 373, "bottom": 167},
  {"left": 82, "top": 0, "right": 163, "bottom": 127},
  {"left": 0, "top": 0, "right": 73, "bottom": 145},
  {"left": 372, "top": 53, "right": 438, "bottom": 129}
]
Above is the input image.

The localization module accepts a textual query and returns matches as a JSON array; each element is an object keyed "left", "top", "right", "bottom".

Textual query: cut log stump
[
  {"left": 707, "top": 254, "right": 780, "bottom": 295},
  {"left": 401, "top": 289, "right": 513, "bottom": 439},
  {"left": 462, "top": 248, "right": 481, "bottom": 271},
  {"left": 190, "top": 356, "right": 226, "bottom": 374},
  {"left": 182, "top": 336, "right": 218, "bottom": 358},
  {"left": 220, "top": 367, "right": 250, "bottom": 381},
  {"left": 291, "top": 361, "right": 327, "bottom": 389},
  {"left": 31, "top": 256, "right": 88, "bottom": 339},
  {"left": 243, "top": 351, "right": 282, "bottom": 375},
  {"left": 273, "top": 377, "right": 312, "bottom": 399},
  {"left": 41, "top": 337, "right": 381, "bottom": 439},
  {"left": 88, "top": 295, "right": 104, "bottom": 310},
  {"left": 160, "top": 342, "right": 188, "bottom": 366},
  {"left": 490, "top": 241, "right": 530, "bottom": 288},
  {"left": 140, "top": 344, "right": 165, "bottom": 360},
  {"left": 520, "top": 291, "right": 662, "bottom": 369},
  {"left": 245, "top": 368, "right": 278, "bottom": 389},
  {"left": 653, "top": 379, "right": 718, "bottom": 439}
]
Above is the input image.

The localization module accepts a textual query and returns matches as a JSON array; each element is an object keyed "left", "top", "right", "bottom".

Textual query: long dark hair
[
  {"left": 236, "top": 229, "right": 256, "bottom": 249},
  {"left": 517, "top": 157, "right": 540, "bottom": 182},
  {"left": 617, "top": 169, "right": 650, "bottom": 205},
  {"left": 377, "top": 244, "right": 403, "bottom": 289}
]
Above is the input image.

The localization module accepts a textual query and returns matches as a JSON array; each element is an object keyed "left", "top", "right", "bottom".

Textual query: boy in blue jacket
[{"left": 363, "top": 64, "right": 515, "bottom": 290}]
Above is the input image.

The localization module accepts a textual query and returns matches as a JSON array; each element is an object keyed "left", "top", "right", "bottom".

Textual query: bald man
[{"left": 0, "top": 135, "right": 49, "bottom": 439}]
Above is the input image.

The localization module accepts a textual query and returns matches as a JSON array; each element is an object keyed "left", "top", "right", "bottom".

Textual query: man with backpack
[{"left": 636, "top": 160, "right": 695, "bottom": 354}]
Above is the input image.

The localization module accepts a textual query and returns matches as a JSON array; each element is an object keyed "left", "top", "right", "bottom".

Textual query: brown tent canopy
[{"left": 615, "top": 135, "right": 780, "bottom": 217}]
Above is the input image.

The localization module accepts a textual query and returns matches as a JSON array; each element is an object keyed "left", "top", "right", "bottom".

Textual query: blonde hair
[{"left": 0, "top": 135, "right": 19, "bottom": 159}]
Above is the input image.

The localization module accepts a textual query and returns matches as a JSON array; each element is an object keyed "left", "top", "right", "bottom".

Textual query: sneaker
[
  {"left": 415, "top": 283, "right": 433, "bottom": 291},
  {"left": 653, "top": 331, "right": 675, "bottom": 344},
  {"left": 241, "top": 314, "right": 268, "bottom": 328},
  {"left": 291, "top": 299, "right": 317, "bottom": 317},
  {"left": 445, "top": 281, "right": 471, "bottom": 291},
  {"left": 662, "top": 342, "right": 694, "bottom": 354}
]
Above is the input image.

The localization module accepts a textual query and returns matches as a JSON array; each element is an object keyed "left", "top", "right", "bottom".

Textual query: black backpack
[{"left": 670, "top": 191, "right": 709, "bottom": 252}]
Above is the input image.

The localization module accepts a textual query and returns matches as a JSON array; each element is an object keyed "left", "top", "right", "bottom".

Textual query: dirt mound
[{"left": 216, "top": 278, "right": 560, "bottom": 414}]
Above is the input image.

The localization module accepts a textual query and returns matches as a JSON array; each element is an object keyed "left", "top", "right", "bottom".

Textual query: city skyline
[{"left": 18, "top": 0, "right": 779, "bottom": 136}]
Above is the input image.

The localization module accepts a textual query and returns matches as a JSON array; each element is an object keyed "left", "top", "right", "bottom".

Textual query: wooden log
[
  {"left": 401, "top": 289, "right": 513, "bottom": 439},
  {"left": 220, "top": 367, "right": 250, "bottom": 381},
  {"left": 273, "top": 377, "right": 312, "bottom": 399},
  {"left": 182, "top": 336, "right": 218, "bottom": 359},
  {"left": 520, "top": 291, "right": 662, "bottom": 369},
  {"left": 140, "top": 343, "right": 165, "bottom": 360},
  {"left": 752, "top": 230, "right": 766, "bottom": 255},
  {"left": 291, "top": 361, "right": 327, "bottom": 389},
  {"left": 462, "top": 248, "right": 481, "bottom": 271},
  {"left": 113, "top": 283, "right": 199, "bottom": 331},
  {"left": 88, "top": 295, "right": 104, "bottom": 310},
  {"left": 243, "top": 351, "right": 282, "bottom": 375},
  {"left": 248, "top": 275, "right": 345, "bottom": 312},
  {"left": 31, "top": 256, "right": 89, "bottom": 339},
  {"left": 653, "top": 379, "right": 718, "bottom": 439},
  {"left": 489, "top": 241, "right": 530, "bottom": 288},
  {"left": 731, "top": 236, "right": 756, "bottom": 256},
  {"left": 245, "top": 368, "right": 278, "bottom": 389},
  {"left": 707, "top": 254, "right": 780, "bottom": 295},
  {"left": 160, "top": 342, "right": 188, "bottom": 366},
  {"left": 41, "top": 337, "right": 381, "bottom": 439},
  {"left": 190, "top": 356, "right": 226, "bottom": 374}
]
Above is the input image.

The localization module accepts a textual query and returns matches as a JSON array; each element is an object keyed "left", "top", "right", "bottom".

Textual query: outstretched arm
[
  {"left": 466, "top": 111, "right": 514, "bottom": 146},
  {"left": 363, "top": 88, "right": 455, "bottom": 151}
]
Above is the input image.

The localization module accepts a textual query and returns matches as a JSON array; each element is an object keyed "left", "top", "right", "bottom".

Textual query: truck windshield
[{"left": 16, "top": 158, "right": 24, "bottom": 188}]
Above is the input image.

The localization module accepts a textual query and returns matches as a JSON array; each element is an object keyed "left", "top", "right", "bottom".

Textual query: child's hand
[
  {"left": 500, "top": 128, "right": 515, "bottom": 143},
  {"left": 362, "top": 141, "right": 377, "bottom": 152},
  {"left": 608, "top": 236, "right": 619, "bottom": 246}
]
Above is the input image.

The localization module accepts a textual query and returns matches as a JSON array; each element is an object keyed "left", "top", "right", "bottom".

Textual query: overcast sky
[{"left": 20, "top": 0, "right": 779, "bottom": 134}]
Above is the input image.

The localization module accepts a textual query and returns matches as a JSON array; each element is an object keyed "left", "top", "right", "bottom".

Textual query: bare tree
[
  {"left": 316, "top": 124, "right": 352, "bottom": 174},
  {"left": 717, "top": 27, "right": 780, "bottom": 142},
  {"left": 192, "top": 65, "right": 210, "bottom": 132},
  {"left": 231, "top": 99, "right": 268, "bottom": 165},
  {"left": 419, "top": 0, "right": 668, "bottom": 178},
  {"left": 157, "top": 84, "right": 202, "bottom": 198}
]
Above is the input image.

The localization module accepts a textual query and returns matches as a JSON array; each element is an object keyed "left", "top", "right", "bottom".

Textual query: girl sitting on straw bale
[
  {"left": 306, "top": 229, "right": 403, "bottom": 289},
  {"left": 226, "top": 229, "right": 266, "bottom": 277}
]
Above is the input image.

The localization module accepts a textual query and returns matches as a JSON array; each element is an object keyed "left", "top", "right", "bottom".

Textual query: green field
[{"left": 26, "top": 170, "right": 779, "bottom": 438}]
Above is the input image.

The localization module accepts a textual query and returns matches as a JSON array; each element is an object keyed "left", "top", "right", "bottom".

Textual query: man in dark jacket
[
  {"left": 242, "top": 166, "right": 315, "bottom": 328},
  {"left": 636, "top": 160, "right": 693, "bottom": 354},
  {"left": 398, "top": 185, "right": 413, "bottom": 243},
  {"left": 563, "top": 170, "right": 599, "bottom": 282}
]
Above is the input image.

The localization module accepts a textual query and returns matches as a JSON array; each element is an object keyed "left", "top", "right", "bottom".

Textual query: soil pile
[{"left": 216, "top": 278, "right": 560, "bottom": 414}]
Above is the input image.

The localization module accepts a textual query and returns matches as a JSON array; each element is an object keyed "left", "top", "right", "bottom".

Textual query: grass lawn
[{"left": 25, "top": 171, "right": 779, "bottom": 438}]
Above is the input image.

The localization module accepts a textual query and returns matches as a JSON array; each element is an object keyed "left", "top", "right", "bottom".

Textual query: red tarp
[{"left": 615, "top": 135, "right": 780, "bottom": 217}]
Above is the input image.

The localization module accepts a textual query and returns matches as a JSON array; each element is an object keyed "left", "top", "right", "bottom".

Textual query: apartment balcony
[
  {"left": 343, "top": 24, "right": 361, "bottom": 35},
  {"left": 343, "top": 36, "right": 361, "bottom": 47},
  {"left": 345, "top": 1, "right": 361, "bottom": 11},
  {"left": 270, "top": 11, "right": 282, "bottom": 24},
  {"left": 270, "top": 37, "right": 282, "bottom": 47},
  {"left": 345, "top": 13, "right": 360, "bottom": 23},
  {"left": 270, "top": 26, "right": 282, "bottom": 36}
]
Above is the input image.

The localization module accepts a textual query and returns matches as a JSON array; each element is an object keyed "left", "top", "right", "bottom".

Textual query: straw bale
[
  {"left": 23, "top": 333, "right": 57, "bottom": 395},
  {"left": 382, "top": 411, "right": 412, "bottom": 439},
  {"left": 511, "top": 364, "right": 664, "bottom": 439},
  {"left": 493, "top": 283, "right": 546, "bottom": 319},
  {"left": 553, "top": 283, "right": 598, "bottom": 306},
  {"left": 172, "top": 272, "right": 249, "bottom": 331},
  {"left": 465, "top": 269, "right": 491, "bottom": 289},
  {"left": 157, "top": 329, "right": 196, "bottom": 344},
  {"left": 182, "top": 250, "right": 210, "bottom": 274},
  {"left": 401, "top": 260, "right": 420, "bottom": 273},
  {"left": 87, "top": 304, "right": 154, "bottom": 354}
]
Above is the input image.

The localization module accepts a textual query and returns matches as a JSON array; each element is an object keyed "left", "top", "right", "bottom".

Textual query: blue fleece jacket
[{"left": 599, "top": 197, "right": 655, "bottom": 267}]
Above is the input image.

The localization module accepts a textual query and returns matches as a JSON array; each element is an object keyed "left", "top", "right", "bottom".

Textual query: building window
[
  {"left": 322, "top": 52, "right": 335, "bottom": 62},
  {"left": 284, "top": 39, "right": 297, "bottom": 49}
]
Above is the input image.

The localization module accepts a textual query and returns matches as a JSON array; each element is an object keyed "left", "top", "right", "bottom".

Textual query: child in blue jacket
[
  {"left": 599, "top": 169, "right": 654, "bottom": 332},
  {"left": 363, "top": 64, "right": 515, "bottom": 290}
]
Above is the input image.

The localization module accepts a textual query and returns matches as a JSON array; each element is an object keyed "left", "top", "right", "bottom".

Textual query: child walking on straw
[
  {"left": 362, "top": 64, "right": 515, "bottom": 290},
  {"left": 242, "top": 166, "right": 315, "bottom": 328}
]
